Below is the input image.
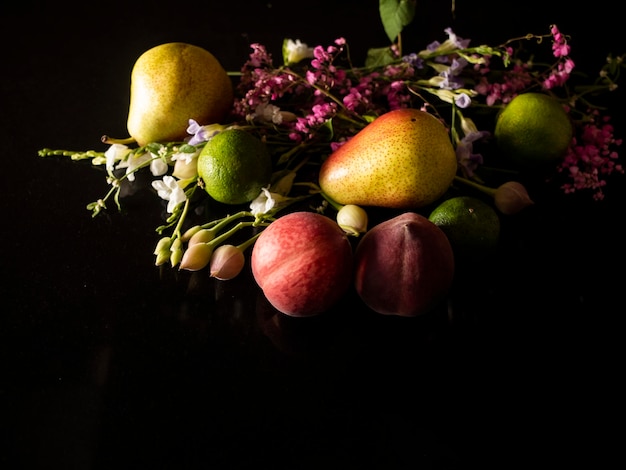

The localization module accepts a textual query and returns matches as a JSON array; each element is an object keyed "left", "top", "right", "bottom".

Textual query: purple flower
[
  {"left": 444, "top": 27, "right": 470, "bottom": 49},
  {"left": 402, "top": 53, "right": 423, "bottom": 68},
  {"left": 186, "top": 119, "right": 224, "bottom": 145},
  {"left": 456, "top": 130, "right": 489, "bottom": 176},
  {"left": 454, "top": 93, "right": 472, "bottom": 109}
]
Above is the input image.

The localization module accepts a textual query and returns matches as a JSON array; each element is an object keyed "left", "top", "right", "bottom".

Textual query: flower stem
[
  {"left": 208, "top": 221, "right": 269, "bottom": 248},
  {"left": 454, "top": 175, "right": 497, "bottom": 197},
  {"left": 208, "top": 211, "right": 253, "bottom": 235},
  {"left": 172, "top": 196, "right": 193, "bottom": 239},
  {"left": 318, "top": 190, "right": 343, "bottom": 211},
  {"left": 236, "top": 231, "right": 264, "bottom": 252},
  {"left": 38, "top": 149, "right": 106, "bottom": 160}
]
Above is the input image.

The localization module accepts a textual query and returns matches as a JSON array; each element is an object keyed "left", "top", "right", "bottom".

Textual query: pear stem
[{"left": 101, "top": 135, "right": 136, "bottom": 145}]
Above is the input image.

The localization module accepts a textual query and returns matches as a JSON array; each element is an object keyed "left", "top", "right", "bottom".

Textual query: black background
[{"left": 1, "top": 1, "right": 624, "bottom": 468}]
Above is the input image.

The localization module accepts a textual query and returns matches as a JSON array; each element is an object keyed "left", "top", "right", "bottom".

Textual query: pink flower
[
  {"left": 551, "top": 25, "right": 571, "bottom": 58},
  {"left": 557, "top": 111, "right": 624, "bottom": 200}
]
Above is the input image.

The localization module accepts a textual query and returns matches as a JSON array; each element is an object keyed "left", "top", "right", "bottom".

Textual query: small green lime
[
  {"left": 428, "top": 196, "right": 500, "bottom": 259},
  {"left": 197, "top": 129, "right": 272, "bottom": 205},
  {"left": 494, "top": 92, "right": 573, "bottom": 168}
]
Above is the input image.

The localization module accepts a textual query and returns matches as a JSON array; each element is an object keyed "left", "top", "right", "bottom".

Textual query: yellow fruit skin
[
  {"left": 127, "top": 42, "right": 233, "bottom": 146},
  {"left": 318, "top": 108, "right": 457, "bottom": 209}
]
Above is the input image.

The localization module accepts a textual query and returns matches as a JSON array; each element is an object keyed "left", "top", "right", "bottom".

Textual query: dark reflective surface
[{"left": 2, "top": 1, "right": 624, "bottom": 468}]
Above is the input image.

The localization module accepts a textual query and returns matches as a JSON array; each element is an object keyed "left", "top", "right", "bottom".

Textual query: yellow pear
[
  {"left": 126, "top": 42, "right": 233, "bottom": 146},
  {"left": 318, "top": 108, "right": 458, "bottom": 209}
]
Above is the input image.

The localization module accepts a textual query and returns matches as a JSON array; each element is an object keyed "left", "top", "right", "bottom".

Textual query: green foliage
[
  {"left": 379, "top": 0, "right": 416, "bottom": 43},
  {"left": 364, "top": 46, "right": 397, "bottom": 68}
]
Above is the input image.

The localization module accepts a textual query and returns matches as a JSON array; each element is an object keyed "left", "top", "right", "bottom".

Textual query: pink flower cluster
[
  {"left": 233, "top": 38, "right": 418, "bottom": 144},
  {"left": 557, "top": 111, "right": 624, "bottom": 200},
  {"left": 475, "top": 59, "right": 533, "bottom": 106},
  {"left": 230, "top": 25, "right": 622, "bottom": 201},
  {"left": 474, "top": 25, "right": 575, "bottom": 105}
]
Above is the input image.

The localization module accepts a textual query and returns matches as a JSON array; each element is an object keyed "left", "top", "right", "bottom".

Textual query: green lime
[
  {"left": 197, "top": 129, "right": 272, "bottom": 205},
  {"left": 428, "top": 196, "right": 500, "bottom": 259},
  {"left": 494, "top": 92, "right": 573, "bottom": 168}
]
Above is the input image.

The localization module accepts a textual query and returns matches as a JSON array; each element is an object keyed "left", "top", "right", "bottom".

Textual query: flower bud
[
  {"left": 154, "top": 236, "right": 172, "bottom": 266},
  {"left": 170, "top": 249, "right": 183, "bottom": 268},
  {"left": 154, "top": 236, "right": 172, "bottom": 254},
  {"left": 179, "top": 243, "right": 213, "bottom": 271},
  {"left": 188, "top": 228, "right": 215, "bottom": 246},
  {"left": 181, "top": 225, "right": 202, "bottom": 242},
  {"left": 209, "top": 244, "right": 245, "bottom": 280},
  {"left": 494, "top": 181, "right": 534, "bottom": 215},
  {"left": 172, "top": 156, "right": 198, "bottom": 180},
  {"left": 169, "top": 238, "right": 183, "bottom": 268},
  {"left": 337, "top": 204, "right": 368, "bottom": 236}
]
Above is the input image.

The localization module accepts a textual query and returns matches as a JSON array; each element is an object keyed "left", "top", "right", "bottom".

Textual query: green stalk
[
  {"left": 236, "top": 231, "right": 265, "bottom": 252},
  {"left": 454, "top": 175, "right": 496, "bottom": 197},
  {"left": 208, "top": 221, "right": 268, "bottom": 248}
]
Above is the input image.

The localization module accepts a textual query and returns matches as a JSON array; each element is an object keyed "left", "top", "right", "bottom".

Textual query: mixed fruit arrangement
[{"left": 39, "top": 1, "right": 624, "bottom": 318}]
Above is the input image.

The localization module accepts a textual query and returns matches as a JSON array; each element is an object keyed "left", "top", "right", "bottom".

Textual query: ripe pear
[
  {"left": 126, "top": 42, "right": 234, "bottom": 146},
  {"left": 318, "top": 108, "right": 458, "bottom": 209}
]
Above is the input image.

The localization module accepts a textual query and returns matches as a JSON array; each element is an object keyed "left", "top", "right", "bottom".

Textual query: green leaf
[
  {"left": 379, "top": 0, "right": 417, "bottom": 43},
  {"left": 146, "top": 142, "right": 163, "bottom": 154},
  {"left": 365, "top": 46, "right": 397, "bottom": 68},
  {"left": 178, "top": 143, "right": 197, "bottom": 153}
]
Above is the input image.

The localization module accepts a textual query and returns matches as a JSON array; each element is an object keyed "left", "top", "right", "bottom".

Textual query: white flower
[
  {"left": 251, "top": 103, "right": 284, "bottom": 124},
  {"left": 104, "top": 143, "right": 131, "bottom": 172},
  {"left": 117, "top": 152, "right": 151, "bottom": 181},
  {"left": 250, "top": 187, "right": 276, "bottom": 215},
  {"left": 151, "top": 175, "right": 186, "bottom": 213},
  {"left": 149, "top": 155, "right": 169, "bottom": 177},
  {"left": 115, "top": 151, "right": 169, "bottom": 181},
  {"left": 171, "top": 148, "right": 200, "bottom": 165},
  {"left": 250, "top": 186, "right": 289, "bottom": 216},
  {"left": 282, "top": 38, "right": 315, "bottom": 65},
  {"left": 249, "top": 170, "right": 297, "bottom": 216}
]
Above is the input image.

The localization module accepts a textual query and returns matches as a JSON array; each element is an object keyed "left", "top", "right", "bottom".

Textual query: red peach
[
  {"left": 251, "top": 211, "right": 353, "bottom": 317},
  {"left": 354, "top": 212, "right": 454, "bottom": 317}
]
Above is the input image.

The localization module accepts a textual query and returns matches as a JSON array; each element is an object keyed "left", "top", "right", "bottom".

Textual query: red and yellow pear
[{"left": 318, "top": 108, "right": 458, "bottom": 209}]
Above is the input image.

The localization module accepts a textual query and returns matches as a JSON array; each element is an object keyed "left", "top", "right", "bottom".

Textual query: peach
[
  {"left": 251, "top": 211, "right": 353, "bottom": 317},
  {"left": 354, "top": 212, "right": 454, "bottom": 317}
]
